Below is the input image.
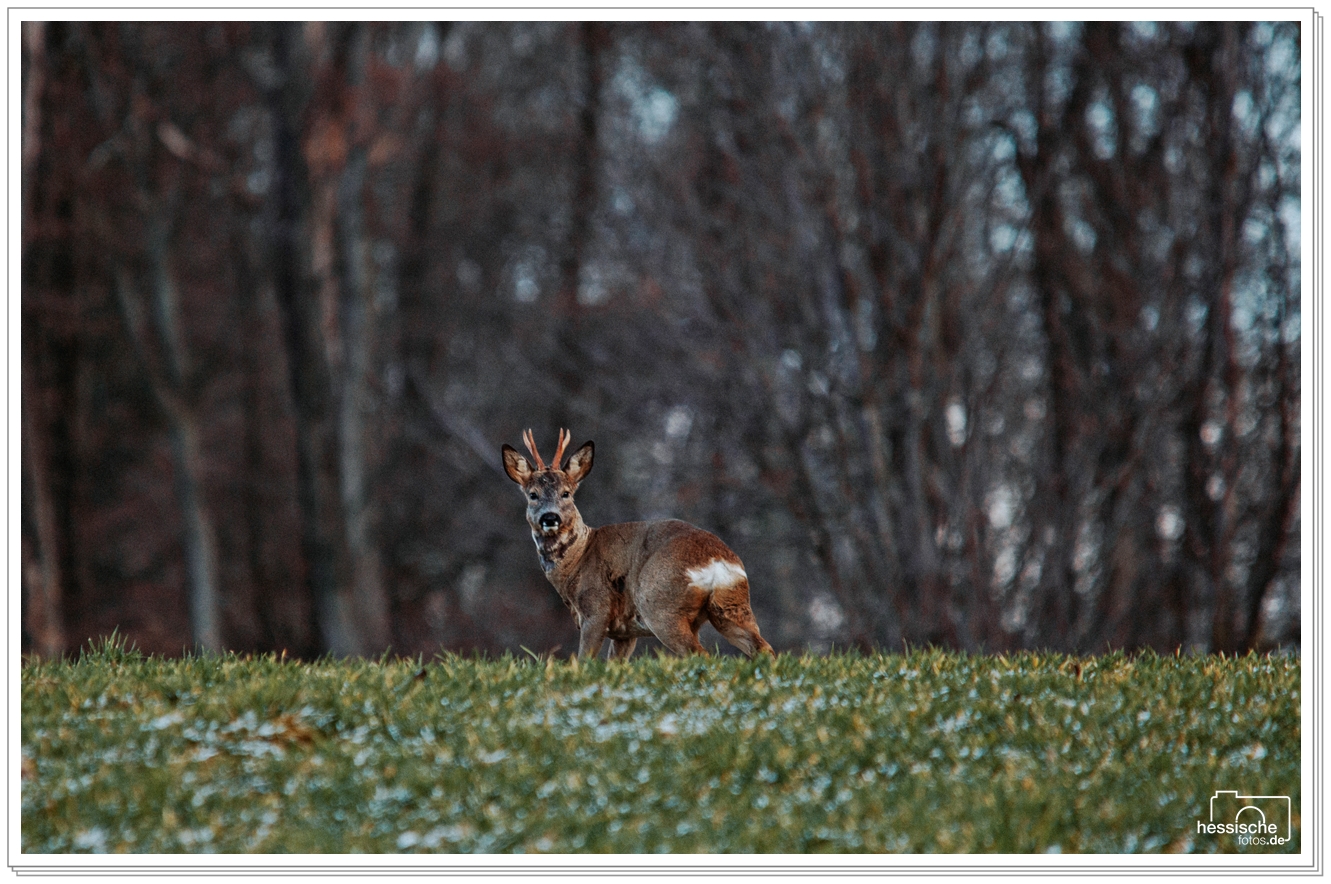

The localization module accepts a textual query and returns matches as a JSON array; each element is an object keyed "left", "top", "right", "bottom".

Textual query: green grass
[{"left": 22, "top": 638, "right": 1299, "bottom": 854}]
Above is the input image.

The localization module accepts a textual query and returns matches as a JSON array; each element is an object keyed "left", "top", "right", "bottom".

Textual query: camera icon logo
[{"left": 1196, "top": 790, "right": 1291, "bottom": 844}]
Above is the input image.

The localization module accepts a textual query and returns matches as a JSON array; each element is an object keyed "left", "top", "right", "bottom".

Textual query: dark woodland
[{"left": 20, "top": 22, "right": 1301, "bottom": 658}]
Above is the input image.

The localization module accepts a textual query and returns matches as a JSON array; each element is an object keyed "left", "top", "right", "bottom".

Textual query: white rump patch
[{"left": 686, "top": 559, "right": 747, "bottom": 591}]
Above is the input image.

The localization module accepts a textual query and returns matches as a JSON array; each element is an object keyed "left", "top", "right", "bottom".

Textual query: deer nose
[{"left": 539, "top": 512, "right": 561, "bottom": 530}]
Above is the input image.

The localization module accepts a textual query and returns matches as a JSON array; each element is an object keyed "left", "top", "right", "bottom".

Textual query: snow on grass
[{"left": 22, "top": 641, "right": 1299, "bottom": 853}]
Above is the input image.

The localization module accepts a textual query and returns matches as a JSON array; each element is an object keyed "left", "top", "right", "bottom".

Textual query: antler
[
  {"left": 521, "top": 428, "right": 546, "bottom": 470},
  {"left": 551, "top": 428, "right": 571, "bottom": 469}
]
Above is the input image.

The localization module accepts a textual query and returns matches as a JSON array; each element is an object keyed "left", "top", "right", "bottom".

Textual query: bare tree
[{"left": 20, "top": 21, "right": 68, "bottom": 658}]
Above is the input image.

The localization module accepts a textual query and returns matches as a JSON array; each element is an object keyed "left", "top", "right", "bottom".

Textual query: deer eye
[
  {"left": 562, "top": 491, "right": 571, "bottom": 499},
  {"left": 528, "top": 492, "right": 538, "bottom": 500}
]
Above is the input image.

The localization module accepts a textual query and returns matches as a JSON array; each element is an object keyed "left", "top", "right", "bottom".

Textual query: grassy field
[{"left": 21, "top": 638, "right": 1299, "bottom": 854}]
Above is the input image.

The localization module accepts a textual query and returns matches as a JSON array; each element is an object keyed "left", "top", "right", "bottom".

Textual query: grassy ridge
[{"left": 22, "top": 640, "right": 1299, "bottom": 853}]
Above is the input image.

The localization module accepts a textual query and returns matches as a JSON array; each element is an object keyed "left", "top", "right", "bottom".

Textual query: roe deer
[{"left": 502, "top": 428, "right": 774, "bottom": 660}]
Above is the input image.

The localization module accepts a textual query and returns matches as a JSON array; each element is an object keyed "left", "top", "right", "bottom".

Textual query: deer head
[{"left": 502, "top": 428, "right": 594, "bottom": 538}]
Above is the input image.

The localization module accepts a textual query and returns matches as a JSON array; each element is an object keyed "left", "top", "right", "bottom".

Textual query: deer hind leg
[
  {"left": 706, "top": 580, "right": 775, "bottom": 658},
  {"left": 641, "top": 610, "right": 708, "bottom": 656},
  {"left": 634, "top": 562, "right": 711, "bottom": 656},
  {"left": 609, "top": 638, "right": 638, "bottom": 659}
]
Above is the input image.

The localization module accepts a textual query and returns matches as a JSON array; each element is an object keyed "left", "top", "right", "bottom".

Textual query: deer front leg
[
  {"left": 609, "top": 638, "right": 637, "bottom": 660},
  {"left": 577, "top": 614, "right": 609, "bottom": 660}
]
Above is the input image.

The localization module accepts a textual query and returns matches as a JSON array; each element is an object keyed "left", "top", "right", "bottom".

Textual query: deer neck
[{"left": 533, "top": 513, "right": 590, "bottom": 587}]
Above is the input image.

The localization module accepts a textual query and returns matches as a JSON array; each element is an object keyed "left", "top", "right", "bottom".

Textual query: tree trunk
[
  {"left": 20, "top": 21, "right": 66, "bottom": 658},
  {"left": 168, "top": 414, "right": 223, "bottom": 652},
  {"left": 112, "top": 237, "right": 225, "bottom": 653},
  {"left": 265, "top": 21, "right": 364, "bottom": 656},
  {"left": 22, "top": 392, "right": 66, "bottom": 658},
  {"left": 333, "top": 23, "right": 391, "bottom": 653}
]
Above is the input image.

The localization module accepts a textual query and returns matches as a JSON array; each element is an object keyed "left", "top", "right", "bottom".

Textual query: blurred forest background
[{"left": 21, "top": 21, "right": 1301, "bottom": 659}]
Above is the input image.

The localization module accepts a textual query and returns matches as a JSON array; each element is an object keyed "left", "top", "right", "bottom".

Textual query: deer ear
[
  {"left": 502, "top": 444, "right": 533, "bottom": 485},
  {"left": 564, "top": 441, "right": 594, "bottom": 484}
]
